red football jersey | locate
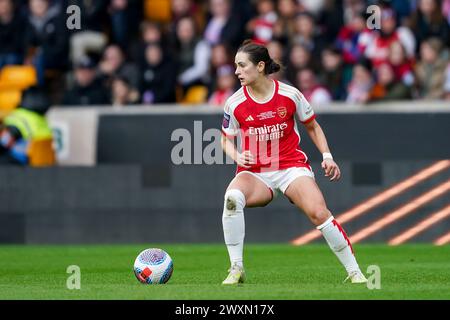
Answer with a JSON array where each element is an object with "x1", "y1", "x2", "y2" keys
[{"x1": 222, "y1": 80, "x2": 316, "y2": 173}]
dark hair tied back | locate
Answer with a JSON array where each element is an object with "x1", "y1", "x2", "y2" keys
[
  {"x1": 267, "y1": 59, "x2": 281, "y2": 74},
  {"x1": 238, "y1": 40, "x2": 282, "y2": 75}
]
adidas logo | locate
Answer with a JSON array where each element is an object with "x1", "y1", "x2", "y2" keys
[{"x1": 245, "y1": 115, "x2": 254, "y2": 122}]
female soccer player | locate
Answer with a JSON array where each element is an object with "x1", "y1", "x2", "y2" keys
[{"x1": 220, "y1": 40, "x2": 367, "y2": 285}]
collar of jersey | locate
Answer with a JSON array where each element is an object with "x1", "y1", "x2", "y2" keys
[{"x1": 244, "y1": 79, "x2": 278, "y2": 105}]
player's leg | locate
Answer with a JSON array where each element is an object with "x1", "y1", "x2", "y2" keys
[
  {"x1": 284, "y1": 176, "x2": 367, "y2": 283},
  {"x1": 222, "y1": 172, "x2": 273, "y2": 284}
]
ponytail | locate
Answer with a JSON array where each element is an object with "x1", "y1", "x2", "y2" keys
[
  {"x1": 266, "y1": 59, "x2": 281, "y2": 75},
  {"x1": 238, "y1": 40, "x2": 282, "y2": 75}
]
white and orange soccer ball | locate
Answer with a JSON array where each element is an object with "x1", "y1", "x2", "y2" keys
[{"x1": 133, "y1": 248, "x2": 173, "y2": 284}]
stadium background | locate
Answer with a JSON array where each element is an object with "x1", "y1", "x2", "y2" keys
[{"x1": 0, "y1": 1, "x2": 449, "y2": 248}]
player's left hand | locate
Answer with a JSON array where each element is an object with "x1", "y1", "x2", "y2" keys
[{"x1": 321, "y1": 159, "x2": 341, "y2": 182}]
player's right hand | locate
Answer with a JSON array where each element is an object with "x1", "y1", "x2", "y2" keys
[{"x1": 236, "y1": 151, "x2": 256, "y2": 168}]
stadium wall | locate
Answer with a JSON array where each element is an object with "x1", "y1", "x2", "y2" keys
[{"x1": 0, "y1": 103, "x2": 449, "y2": 244}]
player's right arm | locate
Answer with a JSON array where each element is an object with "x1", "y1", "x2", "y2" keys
[
  {"x1": 221, "y1": 101, "x2": 255, "y2": 169},
  {"x1": 221, "y1": 135, "x2": 255, "y2": 169}
]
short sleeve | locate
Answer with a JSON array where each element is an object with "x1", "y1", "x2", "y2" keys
[
  {"x1": 295, "y1": 90, "x2": 315, "y2": 124},
  {"x1": 221, "y1": 101, "x2": 240, "y2": 137}
]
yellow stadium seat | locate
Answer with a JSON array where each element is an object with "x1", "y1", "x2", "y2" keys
[
  {"x1": 0, "y1": 65, "x2": 38, "y2": 90},
  {"x1": 28, "y1": 138, "x2": 56, "y2": 167},
  {"x1": 182, "y1": 85, "x2": 208, "y2": 105},
  {"x1": 0, "y1": 89, "x2": 22, "y2": 111},
  {"x1": 144, "y1": 0, "x2": 171, "y2": 23}
]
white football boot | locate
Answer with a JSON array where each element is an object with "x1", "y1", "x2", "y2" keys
[
  {"x1": 344, "y1": 270, "x2": 368, "y2": 284},
  {"x1": 222, "y1": 263, "x2": 246, "y2": 285}
]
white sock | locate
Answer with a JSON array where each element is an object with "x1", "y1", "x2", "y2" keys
[
  {"x1": 222, "y1": 189, "x2": 246, "y2": 269},
  {"x1": 317, "y1": 216, "x2": 360, "y2": 274}
]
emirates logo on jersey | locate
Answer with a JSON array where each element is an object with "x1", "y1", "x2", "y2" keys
[
  {"x1": 277, "y1": 107, "x2": 287, "y2": 118},
  {"x1": 248, "y1": 122, "x2": 288, "y2": 142}
]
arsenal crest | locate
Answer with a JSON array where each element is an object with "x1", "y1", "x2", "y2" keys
[{"x1": 277, "y1": 107, "x2": 287, "y2": 118}]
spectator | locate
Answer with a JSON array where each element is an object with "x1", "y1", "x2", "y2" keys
[
  {"x1": 171, "y1": 0, "x2": 193, "y2": 22},
  {"x1": 140, "y1": 43, "x2": 177, "y2": 104},
  {"x1": 208, "y1": 64, "x2": 236, "y2": 106},
  {"x1": 24, "y1": 0, "x2": 68, "y2": 84},
  {"x1": 203, "y1": 0, "x2": 243, "y2": 49},
  {"x1": 296, "y1": 68, "x2": 332, "y2": 105},
  {"x1": 370, "y1": 62, "x2": 412, "y2": 101},
  {"x1": 3, "y1": 0, "x2": 449, "y2": 105},
  {"x1": 285, "y1": 43, "x2": 313, "y2": 84},
  {"x1": 266, "y1": 39, "x2": 285, "y2": 64},
  {"x1": 346, "y1": 58, "x2": 374, "y2": 104},
  {"x1": 315, "y1": 0, "x2": 344, "y2": 44},
  {"x1": 98, "y1": 44, "x2": 140, "y2": 89},
  {"x1": 273, "y1": 0, "x2": 298, "y2": 44},
  {"x1": 0, "y1": 0, "x2": 25, "y2": 67},
  {"x1": 170, "y1": 0, "x2": 205, "y2": 35},
  {"x1": 409, "y1": 0, "x2": 450, "y2": 50},
  {"x1": 415, "y1": 37, "x2": 448, "y2": 99},
  {"x1": 111, "y1": 74, "x2": 139, "y2": 107},
  {"x1": 108, "y1": 0, "x2": 142, "y2": 51},
  {"x1": 207, "y1": 42, "x2": 233, "y2": 93},
  {"x1": 335, "y1": 10, "x2": 367, "y2": 65},
  {"x1": 246, "y1": 0, "x2": 278, "y2": 45},
  {"x1": 360, "y1": 6, "x2": 416, "y2": 68},
  {"x1": 290, "y1": 12, "x2": 325, "y2": 63},
  {"x1": 0, "y1": 86, "x2": 54, "y2": 165},
  {"x1": 141, "y1": 21, "x2": 163, "y2": 44},
  {"x1": 273, "y1": 0, "x2": 298, "y2": 45},
  {"x1": 386, "y1": 0, "x2": 415, "y2": 25},
  {"x1": 320, "y1": 46, "x2": 348, "y2": 101},
  {"x1": 68, "y1": 0, "x2": 109, "y2": 64},
  {"x1": 130, "y1": 21, "x2": 165, "y2": 64},
  {"x1": 62, "y1": 56, "x2": 110, "y2": 106},
  {"x1": 388, "y1": 41, "x2": 415, "y2": 87},
  {"x1": 342, "y1": 0, "x2": 366, "y2": 25},
  {"x1": 174, "y1": 16, "x2": 211, "y2": 91}
]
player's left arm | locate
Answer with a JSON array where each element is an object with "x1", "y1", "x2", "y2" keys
[{"x1": 303, "y1": 119, "x2": 341, "y2": 182}]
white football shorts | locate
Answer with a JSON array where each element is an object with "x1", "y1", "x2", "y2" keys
[{"x1": 236, "y1": 166, "x2": 315, "y2": 197}]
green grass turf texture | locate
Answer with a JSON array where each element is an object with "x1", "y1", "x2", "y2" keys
[{"x1": 0, "y1": 244, "x2": 449, "y2": 300}]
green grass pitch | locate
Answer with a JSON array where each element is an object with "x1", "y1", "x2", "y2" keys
[{"x1": 0, "y1": 244, "x2": 449, "y2": 300}]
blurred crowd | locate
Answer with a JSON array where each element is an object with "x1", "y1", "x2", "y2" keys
[{"x1": 1, "y1": 0, "x2": 450, "y2": 108}]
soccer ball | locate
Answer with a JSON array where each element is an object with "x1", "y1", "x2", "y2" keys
[{"x1": 133, "y1": 248, "x2": 173, "y2": 284}]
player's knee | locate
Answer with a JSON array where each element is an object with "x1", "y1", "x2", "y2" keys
[
  {"x1": 310, "y1": 207, "x2": 332, "y2": 226},
  {"x1": 223, "y1": 189, "x2": 246, "y2": 216}
]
